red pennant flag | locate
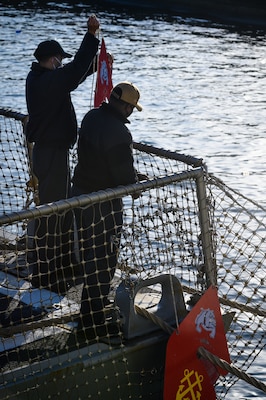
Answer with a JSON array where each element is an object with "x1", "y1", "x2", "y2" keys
[
  {"x1": 164, "y1": 286, "x2": 230, "y2": 400},
  {"x1": 94, "y1": 38, "x2": 113, "y2": 108}
]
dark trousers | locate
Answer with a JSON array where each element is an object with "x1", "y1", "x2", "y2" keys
[
  {"x1": 29, "y1": 145, "x2": 75, "y2": 289},
  {"x1": 72, "y1": 186, "x2": 123, "y2": 326},
  {"x1": 32, "y1": 145, "x2": 71, "y2": 203}
]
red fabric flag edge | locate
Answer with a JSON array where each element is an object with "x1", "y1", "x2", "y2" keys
[{"x1": 94, "y1": 38, "x2": 113, "y2": 108}]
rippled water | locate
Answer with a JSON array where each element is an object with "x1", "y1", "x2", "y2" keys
[
  {"x1": 1, "y1": 2, "x2": 265, "y2": 398},
  {"x1": 2, "y1": 3, "x2": 266, "y2": 205}
]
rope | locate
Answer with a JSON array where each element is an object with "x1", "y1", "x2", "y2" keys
[
  {"x1": 198, "y1": 347, "x2": 266, "y2": 394},
  {"x1": 135, "y1": 304, "x2": 266, "y2": 395},
  {"x1": 208, "y1": 173, "x2": 266, "y2": 214},
  {"x1": 182, "y1": 285, "x2": 266, "y2": 318},
  {"x1": 135, "y1": 305, "x2": 175, "y2": 336}
]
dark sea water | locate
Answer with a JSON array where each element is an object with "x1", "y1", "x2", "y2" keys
[{"x1": 0, "y1": 2, "x2": 265, "y2": 398}]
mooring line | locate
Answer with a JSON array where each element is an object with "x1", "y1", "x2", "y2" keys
[
  {"x1": 198, "y1": 346, "x2": 266, "y2": 394},
  {"x1": 135, "y1": 304, "x2": 266, "y2": 394}
]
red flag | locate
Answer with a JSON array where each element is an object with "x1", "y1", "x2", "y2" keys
[
  {"x1": 164, "y1": 286, "x2": 230, "y2": 400},
  {"x1": 94, "y1": 38, "x2": 113, "y2": 108}
]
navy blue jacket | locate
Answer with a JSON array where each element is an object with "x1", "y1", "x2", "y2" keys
[
  {"x1": 26, "y1": 32, "x2": 99, "y2": 149},
  {"x1": 72, "y1": 102, "x2": 137, "y2": 193}
]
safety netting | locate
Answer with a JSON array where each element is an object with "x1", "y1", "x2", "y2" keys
[{"x1": 0, "y1": 109, "x2": 265, "y2": 399}]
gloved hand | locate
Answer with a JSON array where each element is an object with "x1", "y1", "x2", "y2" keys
[{"x1": 87, "y1": 14, "x2": 100, "y2": 35}]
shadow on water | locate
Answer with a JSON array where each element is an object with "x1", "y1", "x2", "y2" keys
[
  {"x1": 4, "y1": 0, "x2": 266, "y2": 32},
  {"x1": 3, "y1": 0, "x2": 266, "y2": 34}
]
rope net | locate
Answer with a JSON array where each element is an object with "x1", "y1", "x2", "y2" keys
[
  {"x1": 0, "y1": 109, "x2": 265, "y2": 399},
  {"x1": 207, "y1": 174, "x2": 266, "y2": 397}
]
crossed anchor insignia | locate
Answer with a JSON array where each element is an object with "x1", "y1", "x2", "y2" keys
[{"x1": 176, "y1": 368, "x2": 203, "y2": 400}]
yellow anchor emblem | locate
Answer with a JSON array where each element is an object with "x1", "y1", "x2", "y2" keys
[{"x1": 176, "y1": 368, "x2": 203, "y2": 400}]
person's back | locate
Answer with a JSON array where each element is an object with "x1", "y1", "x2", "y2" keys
[{"x1": 72, "y1": 101, "x2": 136, "y2": 194}]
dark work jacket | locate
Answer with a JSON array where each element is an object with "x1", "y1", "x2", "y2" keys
[
  {"x1": 72, "y1": 102, "x2": 137, "y2": 193},
  {"x1": 26, "y1": 32, "x2": 99, "y2": 149}
]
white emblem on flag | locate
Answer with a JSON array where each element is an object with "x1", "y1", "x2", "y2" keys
[
  {"x1": 195, "y1": 308, "x2": 216, "y2": 338},
  {"x1": 100, "y1": 60, "x2": 109, "y2": 85}
]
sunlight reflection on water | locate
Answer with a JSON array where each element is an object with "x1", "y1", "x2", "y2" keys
[{"x1": 2, "y1": 7, "x2": 266, "y2": 208}]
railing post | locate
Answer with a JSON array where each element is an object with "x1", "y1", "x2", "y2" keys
[{"x1": 196, "y1": 170, "x2": 217, "y2": 286}]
